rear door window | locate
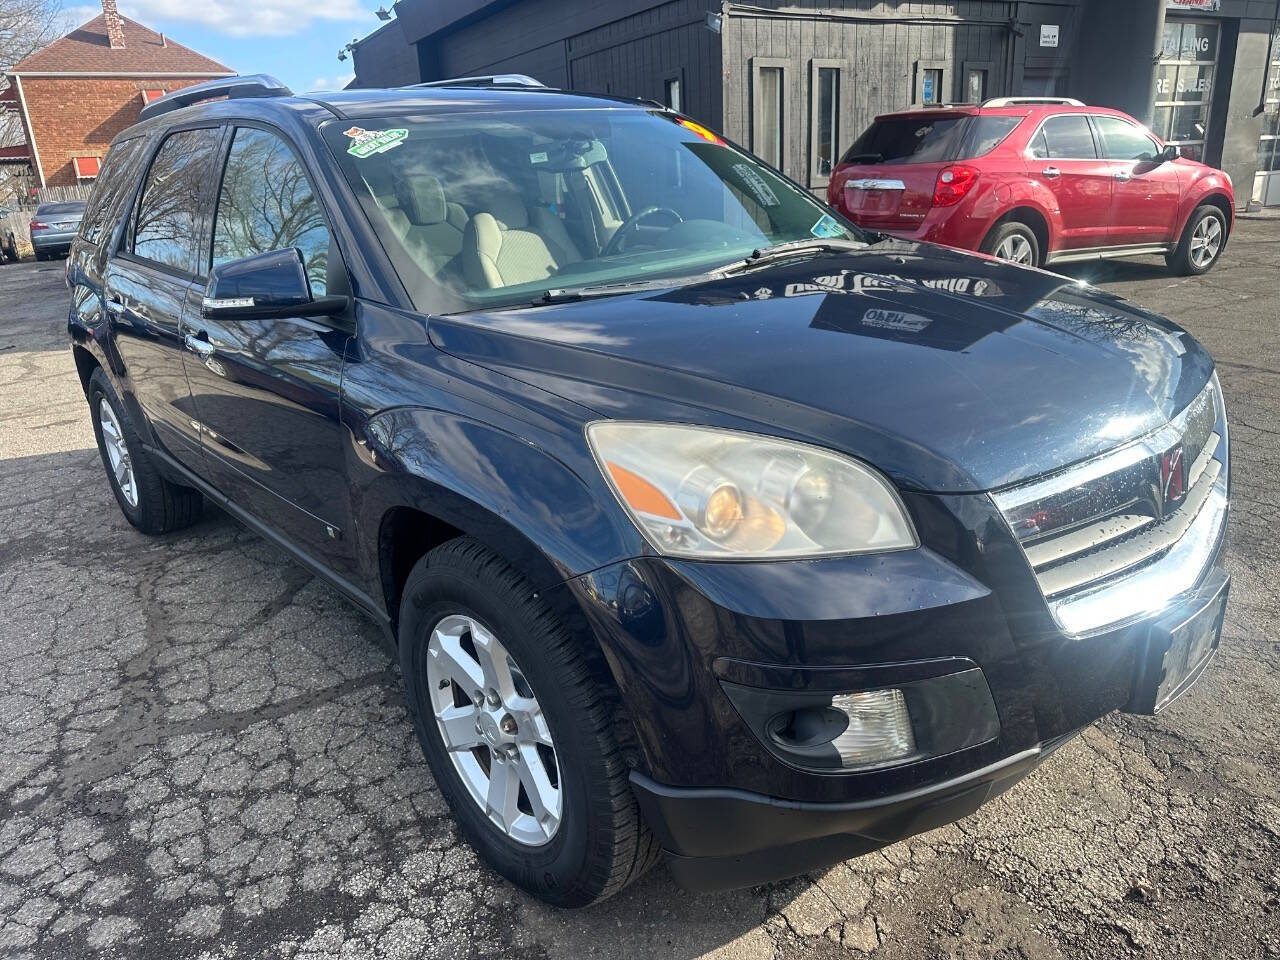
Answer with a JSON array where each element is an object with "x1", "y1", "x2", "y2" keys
[
  {"x1": 132, "y1": 127, "x2": 223, "y2": 274},
  {"x1": 1032, "y1": 115, "x2": 1098, "y2": 159},
  {"x1": 79, "y1": 137, "x2": 146, "y2": 245},
  {"x1": 961, "y1": 116, "x2": 1022, "y2": 158},
  {"x1": 842, "y1": 116, "x2": 967, "y2": 165}
]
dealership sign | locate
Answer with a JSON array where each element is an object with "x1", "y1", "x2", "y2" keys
[{"x1": 1167, "y1": 0, "x2": 1221, "y2": 11}]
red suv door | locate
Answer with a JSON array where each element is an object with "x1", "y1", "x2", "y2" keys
[
  {"x1": 1090, "y1": 114, "x2": 1182, "y2": 247},
  {"x1": 1027, "y1": 114, "x2": 1113, "y2": 251}
]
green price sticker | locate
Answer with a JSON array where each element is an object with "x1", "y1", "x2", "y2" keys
[{"x1": 344, "y1": 126, "x2": 409, "y2": 159}]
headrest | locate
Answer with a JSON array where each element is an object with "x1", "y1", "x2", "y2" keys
[
  {"x1": 483, "y1": 186, "x2": 529, "y2": 229},
  {"x1": 397, "y1": 175, "x2": 447, "y2": 225}
]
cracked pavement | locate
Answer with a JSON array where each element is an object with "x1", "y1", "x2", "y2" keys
[{"x1": 1, "y1": 221, "x2": 1278, "y2": 959}]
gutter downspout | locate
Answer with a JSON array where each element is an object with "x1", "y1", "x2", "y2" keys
[
  {"x1": 11, "y1": 75, "x2": 46, "y2": 189},
  {"x1": 1255, "y1": 0, "x2": 1280, "y2": 117}
]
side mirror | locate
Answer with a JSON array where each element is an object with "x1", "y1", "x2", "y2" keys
[
  {"x1": 1157, "y1": 145, "x2": 1180, "y2": 163},
  {"x1": 201, "y1": 248, "x2": 348, "y2": 321}
]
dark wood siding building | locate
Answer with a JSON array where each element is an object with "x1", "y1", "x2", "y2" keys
[{"x1": 353, "y1": 0, "x2": 1279, "y2": 208}]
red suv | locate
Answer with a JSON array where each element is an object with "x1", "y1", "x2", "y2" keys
[{"x1": 827, "y1": 98, "x2": 1235, "y2": 276}]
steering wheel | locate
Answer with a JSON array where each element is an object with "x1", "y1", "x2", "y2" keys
[{"x1": 601, "y1": 206, "x2": 684, "y2": 257}]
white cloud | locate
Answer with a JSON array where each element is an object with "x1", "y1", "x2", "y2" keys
[
  {"x1": 308, "y1": 73, "x2": 355, "y2": 91},
  {"x1": 90, "y1": 0, "x2": 369, "y2": 37}
]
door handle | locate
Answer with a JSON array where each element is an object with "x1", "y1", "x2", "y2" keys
[
  {"x1": 184, "y1": 332, "x2": 215, "y2": 358},
  {"x1": 1114, "y1": 170, "x2": 1133, "y2": 181},
  {"x1": 1041, "y1": 166, "x2": 1061, "y2": 179}
]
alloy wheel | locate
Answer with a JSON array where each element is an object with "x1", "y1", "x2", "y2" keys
[
  {"x1": 994, "y1": 233, "x2": 1035, "y2": 265},
  {"x1": 426, "y1": 613, "x2": 562, "y2": 846},
  {"x1": 1189, "y1": 215, "x2": 1223, "y2": 269},
  {"x1": 98, "y1": 398, "x2": 138, "y2": 508}
]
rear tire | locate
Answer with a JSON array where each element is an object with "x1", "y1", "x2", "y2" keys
[
  {"x1": 87, "y1": 368, "x2": 203, "y2": 535},
  {"x1": 398, "y1": 537, "x2": 660, "y2": 907},
  {"x1": 981, "y1": 221, "x2": 1041, "y2": 267},
  {"x1": 1167, "y1": 204, "x2": 1227, "y2": 276}
]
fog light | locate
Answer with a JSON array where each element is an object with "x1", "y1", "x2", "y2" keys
[{"x1": 829, "y1": 689, "x2": 916, "y2": 768}]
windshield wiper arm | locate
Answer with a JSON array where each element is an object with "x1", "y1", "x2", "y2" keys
[
  {"x1": 718, "y1": 238, "x2": 872, "y2": 274},
  {"x1": 538, "y1": 273, "x2": 712, "y2": 304}
]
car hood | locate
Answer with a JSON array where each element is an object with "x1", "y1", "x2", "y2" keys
[{"x1": 428, "y1": 243, "x2": 1215, "y2": 492}]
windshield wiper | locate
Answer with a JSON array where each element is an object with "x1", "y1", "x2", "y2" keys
[
  {"x1": 719, "y1": 238, "x2": 874, "y2": 274},
  {"x1": 538, "y1": 273, "x2": 714, "y2": 304}
]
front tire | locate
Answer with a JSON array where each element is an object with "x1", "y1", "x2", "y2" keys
[
  {"x1": 981, "y1": 220, "x2": 1041, "y2": 267},
  {"x1": 87, "y1": 368, "x2": 203, "y2": 534},
  {"x1": 399, "y1": 537, "x2": 659, "y2": 907},
  {"x1": 1168, "y1": 204, "x2": 1227, "y2": 276}
]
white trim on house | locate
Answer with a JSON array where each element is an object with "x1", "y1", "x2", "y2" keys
[
  {"x1": 10, "y1": 71, "x2": 236, "y2": 77},
  {"x1": 12, "y1": 75, "x2": 45, "y2": 188}
]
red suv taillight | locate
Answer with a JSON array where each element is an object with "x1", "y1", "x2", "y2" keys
[
  {"x1": 933, "y1": 165, "x2": 979, "y2": 207},
  {"x1": 29, "y1": 220, "x2": 48, "y2": 231}
]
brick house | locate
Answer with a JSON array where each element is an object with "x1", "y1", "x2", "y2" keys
[{"x1": 3, "y1": 0, "x2": 233, "y2": 188}]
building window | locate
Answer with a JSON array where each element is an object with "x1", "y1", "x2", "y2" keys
[
  {"x1": 664, "y1": 77, "x2": 681, "y2": 113},
  {"x1": 141, "y1": 89, "x2": 165, "y2": 105},
  {"x1": 809, "y1": 60, "x2": 841, "y2": 183},
  {"x1": 915, "y1": 61, "x2": 946, "y2": 106},
  {"x1": 1153, "y1": 18, "x2": 1220, "y2": 162},
  {"x1": 73, "y1": 156, "x2": 101, "y2": 180},
  {"x1": 965, "y1": 69, "x2": 987, "y2": 104},
  {"x1": 1254, "y1": 31, "x2": 1280, "y2": 206},
  {"x1": 752, "y1": 59, "x2": 786, "y2": 170}
]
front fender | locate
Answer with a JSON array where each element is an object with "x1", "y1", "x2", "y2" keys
[
  {"x1": 1176, "y1": 168, "x2": 1235, "y2": 236},
  {"x1": 356, "y1": 407, "x2": 646, "y2": 594}
]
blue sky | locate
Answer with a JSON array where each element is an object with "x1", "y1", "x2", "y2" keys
[{"x1": 65, "y1": 0, "x2": 380, "y2": 93}]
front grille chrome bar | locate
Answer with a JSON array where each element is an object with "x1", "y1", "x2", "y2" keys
[
  {"x1": 1050, "y1": 474, "x2": 1227, "y2": 635},
  {"x1": 993, "y1": 375, "x2": 1228, "y2": 636}
]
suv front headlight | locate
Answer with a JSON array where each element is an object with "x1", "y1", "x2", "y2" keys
[{"x1": 587, "y1": 422, "x2": 917, "y2": 560}]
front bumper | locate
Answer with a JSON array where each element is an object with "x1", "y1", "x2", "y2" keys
[
  {"x1": 632, "y1": 741, "x2": 1054, "y2": 891},
  {"x1": 566, "y1": 483, "x2": 1229, "y2": 888}
]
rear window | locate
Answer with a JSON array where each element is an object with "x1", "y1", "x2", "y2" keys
[
  {"x1": 79, "y1": 137, "x2": 146, "y2": 245},
  {"x1": 841, "y1": 115, "x2": 967, "y2": 165},
  {"x1": 36, "y1": 202, "x2": 85, "y2": 216}
]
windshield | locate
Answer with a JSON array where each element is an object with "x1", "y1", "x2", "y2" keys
[{"x1": 322, "y1": 108, "x2": 866, "y2": 313}]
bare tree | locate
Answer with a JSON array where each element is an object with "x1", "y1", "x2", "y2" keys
[
  {"x1": 1, "y1": 0, "x2": 65, "y2": 76},
  {"x1": 1, "y1": 0, "x2": 65, "y2": 199}
]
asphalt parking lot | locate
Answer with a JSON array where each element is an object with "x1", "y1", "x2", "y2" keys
[{"x1": 1, "y1": 221, "x2": 1278, "y2": 960}]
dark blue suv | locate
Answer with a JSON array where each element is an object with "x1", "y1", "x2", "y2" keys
[{"x1": 67, "y1": 75, "x2": 1230, "y2": 906}]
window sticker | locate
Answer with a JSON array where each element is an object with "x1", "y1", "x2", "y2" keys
[
  {"x1": 730, "y1": 163, "x2": 779, "y2": 206},
  {"x1": 344, "y1": 126, "x2": 409, "y2": 158},
  {"x1": 529, "y1": 151, "x2": 549, "y2": 164},
  {"x1": 810, "y1": 213, "x2": 845, "y2": 239}
]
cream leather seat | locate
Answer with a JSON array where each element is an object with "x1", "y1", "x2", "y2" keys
[
  {"x1": 460, "y1": 186, "x2": 581, "y2": 289},
  {"x1": 395, "y1": 175, "x2": 468, "y2": 277}
]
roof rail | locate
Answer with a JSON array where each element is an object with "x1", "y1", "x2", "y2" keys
[
  {"x1": 138, "y1": 74, "x2": 292, "y2": 122},
  {"x1": 982, "y1": 96, "x2": 1085, "y2": 108},
  {"x1": 409, "y1": 74, "x2": 546, "y2": 89}
]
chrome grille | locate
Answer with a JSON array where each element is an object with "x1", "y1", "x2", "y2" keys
[{"x1": 993, "y1": 375, "x2": 1229, "y2": 635}]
